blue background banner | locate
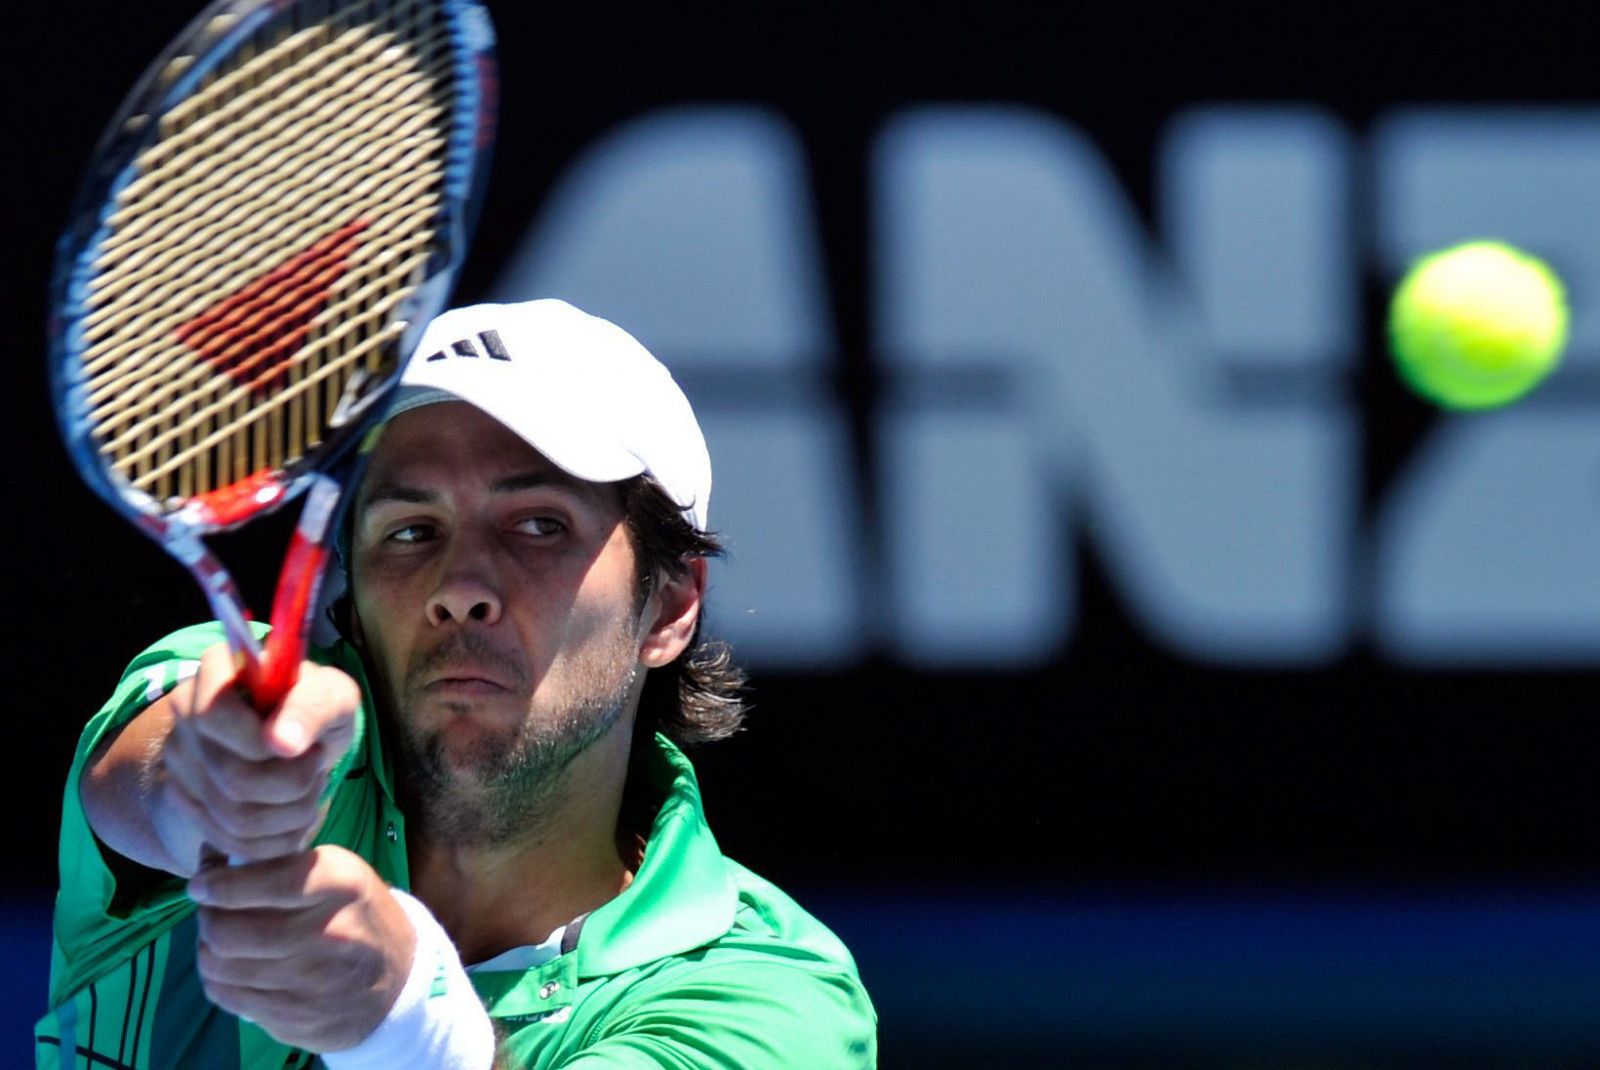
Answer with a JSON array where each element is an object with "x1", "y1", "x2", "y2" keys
[{"x1": 9, "y1": 1, "x2": 1600, "y2": 1064}]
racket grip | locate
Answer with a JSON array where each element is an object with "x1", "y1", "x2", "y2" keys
[{"x1": 239, "y1": 475, "x2": 341, "y2": 712}]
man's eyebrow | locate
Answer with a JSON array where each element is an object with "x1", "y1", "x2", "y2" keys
[
  {"x1": 360, "y1": 471, "x2": 593, "y2": 509},
  {"x1": 359, "y1": 482, "x2": 437, "y2": 509},
  {"x1": 490, "y1": 470, "x2": 592, "y2": 496}
]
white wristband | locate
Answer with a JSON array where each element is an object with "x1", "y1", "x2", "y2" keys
[{"x1": 323, "y1": 889, "x2": 497, "y2": 1070}]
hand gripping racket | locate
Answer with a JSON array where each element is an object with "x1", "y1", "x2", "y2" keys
[{"x1": 50, "y1": 0, "x2": 496, "y2": 711}]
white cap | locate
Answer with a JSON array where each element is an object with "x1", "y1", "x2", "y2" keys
[{"x1": 390, "y1": 299, "x2": 711, "y2": 530}]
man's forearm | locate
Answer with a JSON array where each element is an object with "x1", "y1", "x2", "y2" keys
[
  {"x1": 81, "y1": 646, "x2": 359, "y2": 877},
  {"x1": 81, "y1": 695, "x2": 200, "y2": 877}
]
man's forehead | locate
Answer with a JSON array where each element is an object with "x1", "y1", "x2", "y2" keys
[
  {"x1": 375, "y1": 397, "x2": 518, "y2": 448},
  {"x1": 357, "y1": 402, "x2": 600, "y2": 505}
]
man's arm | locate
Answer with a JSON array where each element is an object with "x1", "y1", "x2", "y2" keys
[
  {"x1": 189, "y1": 846, "x2": 497, "y2": 1068},
  {"x1": 77, "y1": 641, "x2": 499, "y2": 1066},
  {"x1": 80, "y1": 642, "x2": 360, "y2": 876}
]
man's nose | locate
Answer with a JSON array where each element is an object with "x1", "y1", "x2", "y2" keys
[
  {"x1": 428, "y1": 578, "x2": 501, "y2": 625},
  {"x1": 426, "y1": 543, "x2": 504, "y2": 626}
]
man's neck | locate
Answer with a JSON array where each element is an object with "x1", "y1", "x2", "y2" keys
[{"x1": 405, "y1": 726, "x2": 639, "y2": 965}]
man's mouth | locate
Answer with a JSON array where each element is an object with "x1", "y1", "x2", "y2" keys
[
  {"x1": 423, "y1": 669, "x2": 514, "y2": 694},
  {"x1": 407, "y1": 635, "x2": 530, "y2": 697}
]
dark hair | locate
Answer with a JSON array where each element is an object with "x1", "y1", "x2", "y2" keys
[
  {"x1": 621, "y1": 476, "x2": 748, "y2": 746},
  {"x1": 327, "y1": 475, "x2": 749, "y2": 747}
]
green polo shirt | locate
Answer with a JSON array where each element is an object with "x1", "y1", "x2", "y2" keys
[{"x1": 37, "y1": 624, "x2": 876, "y2": 1069}]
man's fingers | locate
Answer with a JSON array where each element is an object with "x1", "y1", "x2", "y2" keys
[
  {"x1": 197, "y1": 976, "x2": 298, "y2": 1021},
  {"x1": 177, "y1": 646, "x2": 274, "y2": 759},
  {"x1": 262, "y1": 664, "x2": 360, "y2": 761},
  {"x1": 188, "y1": 851, "x2": 333, "y2": 910},
  {"x1": 197, "y1": 910, "x2": 300, "y2": 960},
  {"x1": 167, "y1": 731, "x2": 327, "y2": 807},
  {"x1": 194, "y1": 900, "x2": 336, "y2": 959},
  {"x1": 181, "y1": 648, "x2": 359, "y2": 767},
  {"x1": 164, "y1": 777, "x2": 238, "y2": 859},
  {"x1": 166, "y1": 780, "x2": 320, "y2": 861},
  {"x1": 162, "y1": 650, "x2": 357, "y2": 868},
  {"x1": 196, "y1": 975, "x2": 340, "y2": 1052},
  {"x1": 180, "y1": 689, "x2": 277, "y2": 763},
  {"x1": 188, "y1": 847, "x2": 409, "y2": 1053},
  {"x1": 206, "y1": 783, "x2": 325, "y2": 842},
  {"x1": 196, "y1": 976, "x2": 261, "y2": 1020},
  {"x1": 197, "y1": 946, "x2": 335, "y2": 1021}
]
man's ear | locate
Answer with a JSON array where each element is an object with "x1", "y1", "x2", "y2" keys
[
  {"x1": 345, "y1": 594, "x2": 368, "y2": 653},
  {"x1": 638, "y1": 558, "x2": 706, "y2": 669}
]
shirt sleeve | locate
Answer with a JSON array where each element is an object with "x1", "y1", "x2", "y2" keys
[
  {"x1": 50, "y1": 624, "x2": 237, "y2": 1006},
  {"x1": 48, "y1": 622, "x2": 370, "y2": 1008},
  {"x1": 549, "y1": 959, "x2": 877, "y2": 1070}
]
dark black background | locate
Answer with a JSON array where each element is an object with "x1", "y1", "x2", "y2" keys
[{"x1": 8, "y1": 0, "x2": 1600, "y2": 907}]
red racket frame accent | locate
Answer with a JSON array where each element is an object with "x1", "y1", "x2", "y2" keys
[
  {"x1": 245, "y1": 473, "x2": 340, "y2": 709},
  {"x1": 176, "y1": 472, "x2": 342, "y2": 711}
]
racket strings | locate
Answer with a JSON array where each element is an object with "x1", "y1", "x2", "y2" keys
[
  {"x1": 91, "y1": 22, "x2": 446, "y2": 286},
  {"x1": 78, "y1": 0, "x2": 457, "y2": 506},
  {"x1": 83, "y1": 27, "x2": 444, "y2": 394},
  {"x1": 85, "y1": 122, "x2": 443, "y2": 428},
  {"x1": 122, "y1": 234, "x2": 433, "y2": 489}
]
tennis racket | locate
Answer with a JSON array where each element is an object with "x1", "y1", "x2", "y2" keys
[{"x1": 50, "y1": 0, "x2": 496, "y2": 711}]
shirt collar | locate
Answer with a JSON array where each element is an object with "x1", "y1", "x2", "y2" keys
[{"x1": 573, "y1": 734, "x2": 739, "y2": 977}]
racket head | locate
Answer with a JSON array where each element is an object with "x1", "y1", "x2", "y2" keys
[{"x1": 50, "y1": 0, "x2": 496, "y2": 543}]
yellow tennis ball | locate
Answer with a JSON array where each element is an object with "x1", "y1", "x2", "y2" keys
[{"x1": 1388, "y1": 240, "x2": 1569, "y2": 410}]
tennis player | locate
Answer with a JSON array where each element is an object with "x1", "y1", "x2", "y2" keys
[{"x1": 38, "y1": 300, "x2": 877, "y2": 1068}]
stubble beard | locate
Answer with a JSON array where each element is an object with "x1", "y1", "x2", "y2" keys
[{"x1": 392, "y1": 624, "x2": 640, "y2": 848}]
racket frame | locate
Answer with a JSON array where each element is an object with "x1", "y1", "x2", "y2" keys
[{"x1": 49, "y1": 0, "x2": 496, "y2": 708}]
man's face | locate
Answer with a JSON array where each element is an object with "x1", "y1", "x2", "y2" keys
[{"x1": 348, "y1": 401, "x2": 647, "y2": 842}]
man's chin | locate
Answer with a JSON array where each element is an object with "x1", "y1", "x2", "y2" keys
[
  {"x1": 432, "y1": 718, "x2": 518, "y2": 764},
  {"x1": 409, "y1": 687, "x2": 528, "y2": 728}
]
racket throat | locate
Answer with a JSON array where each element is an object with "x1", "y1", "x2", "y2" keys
[
  {"x1": 173, "y1": 473, "x2": 341, "y2": 712},
  {"x1": 257, "y1": 474, "x2": 340, "y2": 702},
  {"x1": 172, "y1": 533, "x2": 262, "y2": 667},
  {"x1": 251, "y1": 473, "x2": 340, "y2": 709}
]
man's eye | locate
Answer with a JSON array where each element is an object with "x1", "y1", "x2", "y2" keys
[
  {"x1": 386, "y1": 523, "x2": 436, "y2": 545},
  {"x1": 515, "y1": 516, "x2": 566, "y2": 537}
]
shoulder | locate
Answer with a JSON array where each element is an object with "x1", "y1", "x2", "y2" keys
[
  {"x1": 516, "y1": 738, "x2": 876, "y2": 1067},
  {"x1": 555, "y1": 955, "x2": 876, "y2": 1070},
  {"x1": 565, "y1": 867, "x2": 875, "y2": 1069},
  {"x1": 724, "y1": 859, "x2": 857, "y2": 961}
]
